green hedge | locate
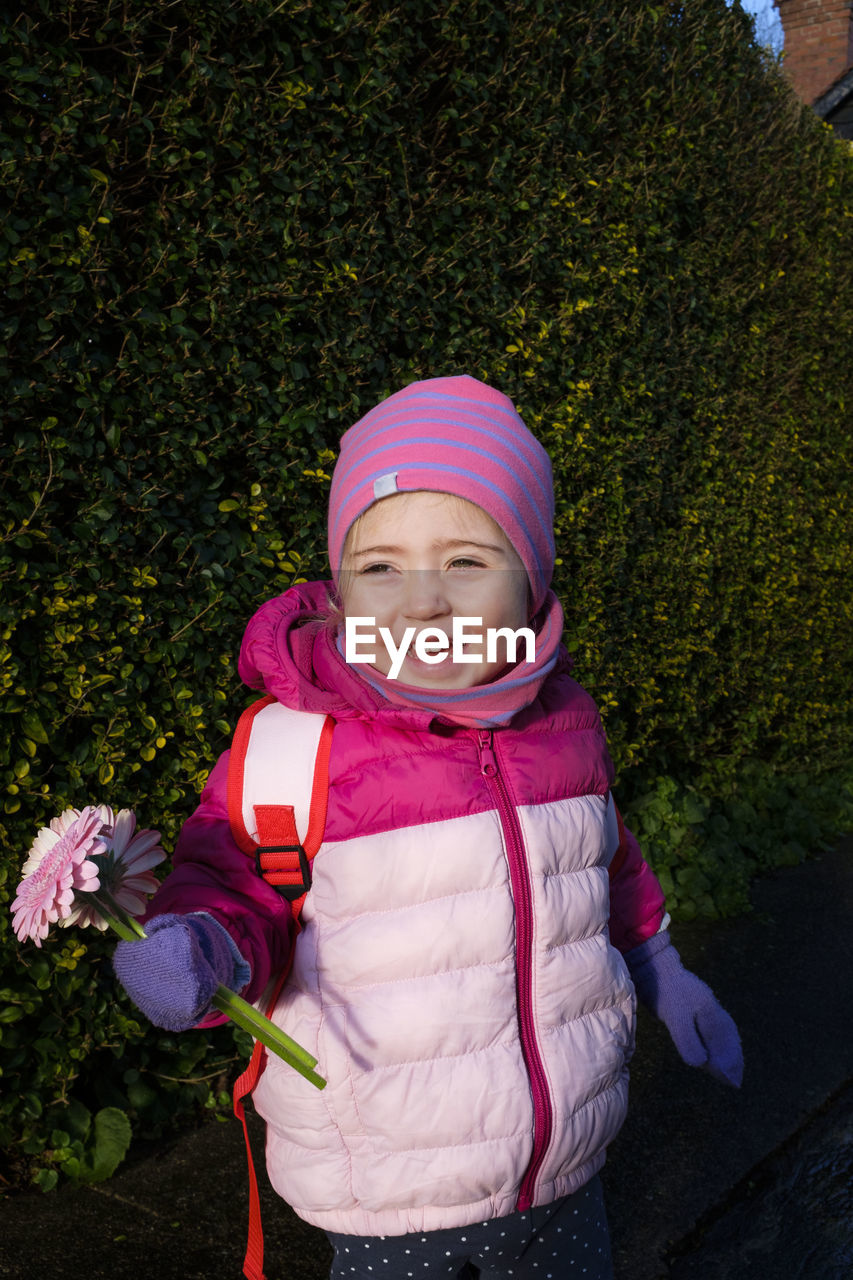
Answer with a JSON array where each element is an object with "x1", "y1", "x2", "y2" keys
[{"x1": 2, "y1": 0, "x2": 851, "y2": 1188}]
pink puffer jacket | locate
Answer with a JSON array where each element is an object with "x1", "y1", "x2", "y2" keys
[{"x1": 149, "y1": 584, "x2": 665, "y2": 1236}]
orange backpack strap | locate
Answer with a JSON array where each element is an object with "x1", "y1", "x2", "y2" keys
[{"x1": 227, "y1": 697, "x2": 335, "y2": 1280}]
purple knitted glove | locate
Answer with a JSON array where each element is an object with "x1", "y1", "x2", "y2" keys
[
  {"x1": 113, "y1": 913, "x2": 242, "y2": 1032},
  {"x1": 625, "y1": 930, "x2": 744, "y2": 1087}
]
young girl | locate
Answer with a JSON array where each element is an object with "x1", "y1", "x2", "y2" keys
[{"x1": 115, "y1": 375, "x2": 742, "y2": 1280}]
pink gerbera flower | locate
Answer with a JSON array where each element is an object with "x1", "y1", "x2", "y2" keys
[
  {"x1": 64, "y1": 807, "x2": 165, "y2": 930},
  {"x1": 11, "y1": 807, "x2": 105, "y2": 946},
  {"x1": 10, "y1": 803, "x2": 323, "y2": 1089}
]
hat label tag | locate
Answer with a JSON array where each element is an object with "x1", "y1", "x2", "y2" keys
[{"x1": 373, "y1": 472, "x2": 399, "y2": 499}]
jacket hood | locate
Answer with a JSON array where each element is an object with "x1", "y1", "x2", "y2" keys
[
  {"x1": 238, "y1": 580, "x2": 439, "y2": 728},
  {"x1": 238, "y1": 580, "x2": 574, "y2": 731}
]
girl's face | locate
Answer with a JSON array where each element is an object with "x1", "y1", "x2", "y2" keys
[{"x1": 339, "y1": 491, "x2": 530, "y2": 689}]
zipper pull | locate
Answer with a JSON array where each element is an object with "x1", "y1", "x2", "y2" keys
[{"x1": 477, "y1": 728, "x2": 497, "y2": 777}]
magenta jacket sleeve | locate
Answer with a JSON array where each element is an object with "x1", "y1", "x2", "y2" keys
[
  {"x1": 142, "y1": 750, "x2": 295, "y2": 1006},
  {"x1": 608, "y1": 813, "x2": 667, "y2": 954}
]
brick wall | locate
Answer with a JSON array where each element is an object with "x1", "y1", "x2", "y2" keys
[{"x1": 777, "y1": 0, "x2": 853, "y2": 103}]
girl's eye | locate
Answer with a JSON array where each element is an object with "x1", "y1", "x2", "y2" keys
[
  {"x1": 448, "y1": 557, "x2": 485, "y2": 570},
  {"x1": 360, "y1": 562, "x2": 394, "y2": 575}
]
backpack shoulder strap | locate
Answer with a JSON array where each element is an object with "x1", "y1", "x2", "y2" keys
[
  {"x1": 227, "y1": 695, "x2": 335, "y2": 1280},
  {"x1": 227, "y1": 694, "x2": 335, "y2": 912}
]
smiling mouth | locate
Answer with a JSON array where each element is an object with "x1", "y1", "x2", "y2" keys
[
  {"x1": 404, "y1": 637, "x2": 484, "y2": 665},
  {"x1": 406, "y1": 639, "x2": 450, "y2": 662}
]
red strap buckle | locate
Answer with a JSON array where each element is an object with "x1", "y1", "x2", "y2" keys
[{"x1": 254, "y1": 843, "x2": 312, "y2": 901}]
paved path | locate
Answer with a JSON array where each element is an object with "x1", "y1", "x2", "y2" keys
[
  {"x1": 2, "y1": 838, "x2": 851, "y2": 1280},
  {"x1": 667, "y1": 1079, "x2": 853, "y2": 1279}
]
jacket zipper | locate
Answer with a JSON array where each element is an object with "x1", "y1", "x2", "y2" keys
[{"x1": 476, "y1": 728, "x2": 552, "y2": 1212}]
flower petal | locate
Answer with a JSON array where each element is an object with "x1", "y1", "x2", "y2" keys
[
  {"x1": 113, "y1": 888, "x2": 148, "y2": 916},
  {"x1": 119, "y1": 872, "x2": 161, "y2": 894},
  {"x1": 19, "y1": 827, "x2": 61, "y2": 877},
  {"x1": 108, "y1": 809, "x2": 137, "y2": 859},
  {"x1": 96, "y1": 803, "x2": 115, "y2": 830},
  {"x1": 117, "y1": 841, "x2": 165, "y2": 874},
  {"x1": 50, "y1": 808, "x2": 82, "y2": 836}
]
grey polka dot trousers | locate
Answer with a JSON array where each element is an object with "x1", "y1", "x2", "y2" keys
[{"x1": 326, "y1": 1176, "x2": 613, "y2": 1279}]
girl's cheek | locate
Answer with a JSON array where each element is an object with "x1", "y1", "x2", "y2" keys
[{"x1": 349, "y1": 574, "x2": 400, "y2": 614}]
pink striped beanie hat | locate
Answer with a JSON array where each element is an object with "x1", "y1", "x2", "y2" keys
[{"x1": 327, "y1": 375, "x2": 556, "y2": 613}]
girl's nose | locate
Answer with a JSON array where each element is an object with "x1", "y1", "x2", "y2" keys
[{"x1": 401, "y1": 570, "x2": 451, "y2": 619}]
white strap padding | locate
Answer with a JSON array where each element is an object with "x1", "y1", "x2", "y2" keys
[
  {"x1": 240, "y1": 702, "x2": 329, "y2": 845},
  {"x1": 604, "y1": 792, "x2": 620, "y2": 864}
]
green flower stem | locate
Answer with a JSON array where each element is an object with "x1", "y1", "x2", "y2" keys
[
  {"x1": 210, "y1": 986, "x2": 326, "y2": 1090},
  {"x1": 91, "y1": 890, "x2": 148, "y2": 941},
  {"x1": 90, "y1": 892, "x2": 326, "y2": 1090}
]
